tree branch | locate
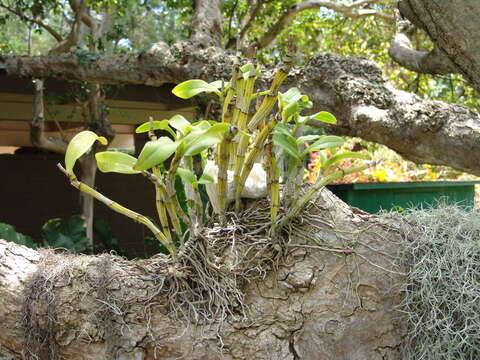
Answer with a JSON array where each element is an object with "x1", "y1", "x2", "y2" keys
[
  {"x1": 48, "y1": 0, "x2": 86, "y2": 55},
  {"x1": 246, "y1": 0, "x2": 394, "y2": 54},
  {"x1": 388, "y1": 10, "x2": 457, "y2": 75},
  {"x1": 0, "y1": 187, "x2": 404, "y2": 359},
  {"x1": 3, "y1": 47, "x2": 480, "y2": 175},
  {"x1": 190, "y1": 0, "x2": 224, "y2": 47},
  {"x1": 226, "y1": 0, "x2": 265, "y2": 49}
]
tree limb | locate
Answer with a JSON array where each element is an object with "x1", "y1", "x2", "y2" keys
[
  {"x1": 3, "y1": 47, "x2": 480, "y2": 175},
  {"x1": 0, "y1": 188, "x2": 405, "y2": 359},
  {"x1": 396, "y1": 0, "x2": 480, "y2": 92},
  {"x1": 388, "y1": 9, "x2": 457, "y2": 75},
  {"x1": 246, "y1": 0, "x2": 394, "y2": 54},
  {"x1": 48, "y1": 0, "x2": 86, "y2": 55},
  {"x1": 190, "y1": 0, "x2": 225, "y2": 47},
  {"x1": 226, "y1": 0, "x2": 265, "y2": 49}
]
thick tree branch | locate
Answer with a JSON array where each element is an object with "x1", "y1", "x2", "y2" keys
[
  {"x1": 397, "y1": 0, "x2": 480, "y2": 92},
  {"x1": 3, "y1": 48, "x2": 480, "y2": 175},
  {"x1": 0, "y1": 189, "x2": 404, "y2": 359},
  {"x1": 190, "y1": 0, "x2": 224, "y2": 47},
  {"x1": 246, "y1": 0, "x2": 394, "y2": 54},
  {"x1": 48, "y1": 0, "x2": 86, "y2": 55},
  {"x1": 388, "y1": 10, "x2": 457, "y2": 75}
]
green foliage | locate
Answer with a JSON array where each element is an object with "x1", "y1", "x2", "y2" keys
[
  {"x1": 41, "y1": 215, "x2": 128, "y2": 256},
  {"x1": 64, "y1": 131, "x2": 107, "y2": 176},
  {"x1": 0, "y1": 222, "x2": 37, "y2": 249},
  {"x1": 61, "y1": 59, "x2": 369, "y2": 257},
  {"x1": 42, "y1": 215, "x2": 90, "y2": 253},
  {"x1": 172, "y1": 80, "x2": 222, "y2": 99},
  {"x1": 134, "y1": 137, "x2": 179, "y2": 171},
  {"x1": 95, "y1": 151, "x2": 140, "y2": 174}
]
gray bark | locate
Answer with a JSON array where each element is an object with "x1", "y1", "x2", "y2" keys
[
  {"x1": 2, "y1": 47, "x2": 480, "y2": 175},
  {"x1": 396, "y1": 0, "x2": 480, "y2": 91},
  {"x1": 0, "y1": 191, "x2": 405, "y2": 359}
]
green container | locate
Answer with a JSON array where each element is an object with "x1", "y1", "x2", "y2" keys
[{"x1": 326, "y1": 181, "x2": 479, "y2": 214}]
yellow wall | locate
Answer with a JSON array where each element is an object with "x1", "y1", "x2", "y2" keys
[
  {"x1": 0, "y1": 92, "x2": 195, "y2": 124},
  {"x1": 0, "y1": 92, "x2": 196, "y2": 148}
]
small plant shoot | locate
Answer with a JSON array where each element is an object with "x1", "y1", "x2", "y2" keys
[{"x1": 58, "y1": 54, "x2": 370, "y2": 259}]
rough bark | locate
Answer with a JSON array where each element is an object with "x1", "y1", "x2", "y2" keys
[
  {"x1": 190, "y1": 0, "x2": 225, "y2": 47},
  {"x1": 397, "y1": 0, "x2": 480, "y2": 92},
  {"x1": 388, "y1": 10, "x2": 457, "y2": 75},
  {"x1": 0, "y1": 191, "x2": 405, "y2": 359},
  {"x1": 3, "y1": 45, "x2": 480, "y2": 175}
]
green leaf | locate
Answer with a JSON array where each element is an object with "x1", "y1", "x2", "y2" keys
[
  {"x1": 95, "y1": 151, "x2": 140, "y2": 174},
  {"x1": 134, "y1": 137, "x2": 180, "y2": 171},
  {"x1": 282, "y1": 102, "x2": 299, "y2": 121},
  {"x1": 273, "y1": 133, "x2": 300, "y2": 161},
  {"x1": 209, "y1": 80, "x2": 225, "y2": 89},
  {"x1": 169, "y1": 114, "x2": 191, "y2": 135},
  {"x1": 65, "y1": 131, "x2": 108, "y2": 175},
  {"x1": 274, "y1": 123, "x2": 292, "y2": 137},
  {"x1": 311, "y1": 111, "x2": 337, "y2": 124},
  {"x1": 135, "y1": 120, "x2": 176, "y2": 138},
  {"x1": 177, "y1": 167, "x2": 197, "y2": 185},
  {"x1": 172, "y1": 79, "x2": 221, "y2": 99},
  {"x1": 191, "y1": 120, "x2": 212, "y2": 131},
  {"x1": 198, "y1": 173, "x2": 214, "y2": 185},
  {"x1": 322, "y1": 152, "x2": 371, "y2": 169},
  {"x1": 278, "y1": 88, "x2": 312, "y2": 121},
  {"x1": 184, "y1": 123, "x2": 230, "y2": 156},
  {"x1": 296, "y1": 135, "x2": 322, "y2": 144},
  {"x1": 278, "y1": 88, "x2": 303, "y2": 107},
  {"x1": 303, "y1": 136, "x2": 345, "y2": 155}
]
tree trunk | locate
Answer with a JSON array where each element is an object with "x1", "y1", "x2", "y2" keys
[
  {"x1": 0, "y1": 191, "x2": 406, "y2": 360},
  {"x1": 398, "y1": 0, "x2": 480, "y2": 92}
]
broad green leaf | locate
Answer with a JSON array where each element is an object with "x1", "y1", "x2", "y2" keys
[
  {"x1": 135, "y1": 120, "x2": 176, "y2": 138},
  {"x1": 191, "y1": 120, "x2": 212, "y2": 131},
  {"x1": 210, "y1": 80, "x2": 225, "y2": 90},
  {"x1": 65, "y1": 131, "x2": 107, "y2": 175},
  {"x1": 311, "y1": 111, "x2": 337, "y2": 124},
  {"x1": 278, "y1": 88, "x2": 304, "y2": 107},
  {"x1": 282, "y1": 102, "x2": 299, "y2": 121},
  {"x1": 134, "y1": 137, "x2": 180, "y2": 171},
  {"x1": 95, "y1": 151, "x2": 140, "y2": 174},
  {"x1": 169, "y1": 115, "x2": 191, "y2": 135},
  {"x1": 274, "y1": 123, "x2": 292, "y2": 137},
  {"x1": 198, "y1": 173, "x2": 214, "y2": 185},
  {"x1": 279, "y1": 88, "x2": 312, "y2": 121},
  {"x1": 177, "y1": 167, "x2": 197, "y2": 185},
  {"x1": 322, "y1": 152, "x2": 371, "y2": 169},
  {"x1": 296, "y1": 135, "x2": 322, "y2": 144},
  {"x1": 172, "y1": 79, "x2": 221, "y2": 99},
  {"x1": 184, "y1": 123, "x2": 230, "y2": 156},
  {"x1": 272, "y1": 133, "x2": 300, "y2": 161},
  {"x1": 303, "y1": 136, "x2": 345, "y2": 155}
]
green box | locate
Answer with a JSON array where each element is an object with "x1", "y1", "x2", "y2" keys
[{"x1": 326, "y1": 181, "x2": 479, "y2": 214}]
